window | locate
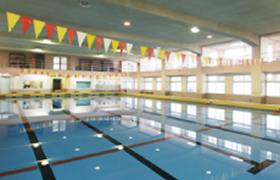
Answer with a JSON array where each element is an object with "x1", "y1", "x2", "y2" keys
[
  {"x1": 144, "y1": 99, "x2": 153, "y2": 111},
  {"x1": 156, "y1": 101, "x2": 161, "y2": 111},
  {"x1": 156, "y1": 77, "x2": 161, "y2": 90},
  {"x1": 170, "y1": 103, "x2": 182, "y2": 117},
  {"x1": 53, "y1": 56, "x2": 67, "y2": 70},
  {"x1": 207, "y1": 76, "x2": 225, "y2": 94},
  {"x1": 266, "y1": 115, "x2": 280, "y2": 130},
  {"x1": 233, "y1": 111, "x2": 251, "y2": 125},
  {"x1": 144, "y1": 78, "x2": 153, "y2": 90},
  {"x1": 266, "y1": 74, "x2": 280, "y2": 96},
  {"x1": 233, "y1": 75, "x2": 251, "y2": 95},
  {"x1": 187, "y1": 76, "x2": 196, "y2": 92},
  {"x1": 208, "y1": 108, "x2": 225, "y2": 120},
  {"x1": 124, "y1": 78, "x2": 133, "y2": 89},
  {"x1": 134, "y1": 78, "x2": 138, "y2": 89},
  {"x1": 170, "y1": 76, "x2": 182, "y2": 91},
  {"x1": 76, "y1": 81, "x2": 91, "y2": 88}
]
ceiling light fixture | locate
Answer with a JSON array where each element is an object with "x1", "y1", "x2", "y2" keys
[
  {"x1": 41, "y1": 160, "x2": 49, "y2": 166},
  {"x1": 117, "y1": 145, "x2": 124, "y2": 150},
  {"x1": 191, "y1": 27, "x2": 200, "y2": 33},
  {"x1": 155, "y1": 148, "x2": 160, "y2": 152},
  {"x1": 32, "y1": 143, "x2": 40, "y2": 148},
  {"x1": 207, "y1": 35, "x2": 213, "y2": 39},
  {"x1": 206, "y1": 171, "x2": 211, "y2": 174},
  {"x1": 63, "y1": 136, "x2": 66, "y2": 139},
  {"x1": 124, "y1": 21, "x2": 131, "y2": 26},
  {"x1": 97, "y1": 134, "x2": 103, "y2": 138},
  {"x1": 79, "y1": 1, "x2": 90, "y2": 8},
  {"x1": 33, "y1": 48, "x2": 42, "y2": 52},
  {"x1": 129, "y1": 137, "x2": 133, "y2": 139},
  {"x1": 97, "y1": 54, "x2": 104, "y2": 57},
  {"x1": 75, "y1": 148, "x2": 80, "y2": 152},
  {"x1": 42, "y1": 39, "x2": 52, "y2": 44},
  {"x1": 95, "y1": 166, "x2": 100, "y2": 170}
]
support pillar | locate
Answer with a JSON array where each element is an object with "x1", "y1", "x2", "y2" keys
[{"x1": 196, "y1": 56, "x2": 207, "y2": 98}]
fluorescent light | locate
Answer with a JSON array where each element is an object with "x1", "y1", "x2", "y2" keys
[
  {"x1": 191, "y1": 27, "x2": 200, "y2": 33},
  {"x1": 207, "y1": 35, "x2": 213, "y2": 39},
  {"x1": 117, "y1": 145, "x2": 124, "y2": 150},
  {"x1": 230, "y1": 156, "x2": 243, "y2": 162},
  {"x1": 231, "y1": 42, "x2": 244, "y2": 47},
  {"x1": 124, "y1": 21, "x2": 131, "y2": 26},
  {"x1": 41, "y1": 160, "x2": 49, "y2": 166}
]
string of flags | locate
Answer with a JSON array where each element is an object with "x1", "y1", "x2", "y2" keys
[
  {"x1": 20, "y1": 68, "x2": 133, "y2": 78},
  {"x1": 6, "y1": 12, "x2": 133, "y2": 55},
  {"x1": 201, "y1": 57, "x2": 264, "y2": 67}
]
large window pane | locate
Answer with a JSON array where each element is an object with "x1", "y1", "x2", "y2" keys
[{"x1": 233, "y1": 111, "x2": 251, "y2": 125}]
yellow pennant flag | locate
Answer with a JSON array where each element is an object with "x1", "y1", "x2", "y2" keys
[
  {"x1": 111, "y1": 40, "x2": 119, "y2": 54},
  {"x1": 77, "y1": 75, "x2": 80, "y2": 79},
  {"x1": 140, "y1": 46, "x2": 147, "y2": 59},
  {"x1": 159, "y1": 50, "x2": 166, "y2": 60},
  {"x1": 86, "y1": 34, "x2": 96, "y2": 49},
  {"x1": 7, "y1": 12, "x2": 20, "y2": 32},
  {"x1": 216, "y1": 58, "x2": 219, "y2": 66},
  {"x1": 57, "y1": 26, "x2": 67, "y2": 43},
  {"x1": 191, "y1": 55, "x2": 195, "y2": 64},
  {"x1": 226, "y1": 59, "x2": 229, "y2": 66},
  {"x1": 43, "y1": 72, "x2": 47, "y2": 76},
  {"x1": 30, "y1": 70, "x2": 34, "y2": 74},
  {"x1": 175, "y1": 53, "x2": 181, "y2": 61},
  {"x1": 254, "y1": 59, "x2": 257, "y2": 65},
  {"x1": 37, "y1": 71, "x2": 41, "y2": 75},
  {"x1": 204, "y1": 57, "x2": 209, "y2": 66},
  {"x1": 85, "y1": 75, "x2": 87, "y2": 79},
  {"x1": 33, "y1": 20, "x2": 46, "y2": 38},
  {"x1": 24, "y1": 69, "x2": 27, "y2": 73},
  {"x1": 244, "y1": 59, "x2": 247, "y2": 66}
]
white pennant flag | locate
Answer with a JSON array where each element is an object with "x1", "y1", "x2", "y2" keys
[
  {"x1": 153, "y1": 49, "x2": 159, "y2": 60},
  {"x1": 126, "y1": 43, "x2": 133, "y2": 56},
  {"x1": 104, "y1": 38, "x2": 111, "y2": 53},
  {"x1": 171, "y1": 52, "x2": 176, "y2": 62},
  {"x1": 77, "y1": 31, "x2": 86, "y2": 47}
]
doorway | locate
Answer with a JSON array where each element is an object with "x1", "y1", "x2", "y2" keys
[{"x1": 53, "y1": 79, "x2": 61, "y2": 92}]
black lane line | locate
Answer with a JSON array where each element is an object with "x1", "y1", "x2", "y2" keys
[
  {"x1": 16, "y1": 103, "x2": 56, "y2": 180},
  {"x1": 81, "y1": 120, "x2": 177, "y2": 180}
]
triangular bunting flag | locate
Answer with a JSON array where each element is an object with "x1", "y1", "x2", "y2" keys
[
  {"x1": 209, "y1": 58, "x2": 212, "y2": 64},
  {"x1": 140, "y1": 46, "x2": 147, "y2": 59},
  {"x1": 191, "y1": 55, "x2": 195, "y2": 64},
  {"x1": 154, "y1": 49, "x2": 159, "y2": 59},
  {"x1": 7, "y1": 12, "x2": 20, "y2": 32},
  {"x1": 104, "y1": 38, "x2": 111, "y2": 53},
  {"x1": 181, "y1": 54, "x2": 186, "y2": 64},
  {"x1": 159, "y1": 50, "x2": 165, "y2": 60},
  {"x1": 20, "y1": 16, "x2": 33, "y2": 35},
  {"x1": 147, "y1": 47, "x2": 153, "y2": 59},
  {"x1": 45, "y1": 23, "x2": 56, "y2": 39},
  {"x1": 86, "y1": 34, "x2": 96, "y2": 49},
  {"x1": 126, "y1": 43, "x2": 133, "y2": 56},
  {"x1": 111, "y1": 40, "x2": 119, "y2": 54},
  {"x1": 96, "y1": 36, "x2": 103, "y2": 51},
  {"x1": 57, "y1": 26, "x2": 67, "y2": 43},
  {"x1": 33, "y1": 20, "x2": 45, "y2": 38},
  {"x1": 176, "y1": 53, "x2": 181, "y2": 61},
  {"x1": 204, "y1": 57, "x2": 209, "y2": 66},
  {"x1": 165, "y1": 51, "x2": 171, "y2": 62},
  {"x1": 119, "y1": 42, "x2": 126, "y2": 55},
  {"x1": 77, "y1": 31, "x2": 86, "y2": 47},
  {"x1": 67, "y1": 29, "x2": 77, "y2": 45}
]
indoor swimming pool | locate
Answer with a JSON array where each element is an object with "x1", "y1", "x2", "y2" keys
[{"x1": 0, "y1": 96, "x2": 280, "y2": 180}]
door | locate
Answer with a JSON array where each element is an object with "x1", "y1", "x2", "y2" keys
[{"x1": 53, "y1": 79, "x2": 61, "y2": 92}]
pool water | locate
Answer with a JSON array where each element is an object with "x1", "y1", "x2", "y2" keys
[{"x1": 0, "y1": 96, "x2": 280, "y2": 180}]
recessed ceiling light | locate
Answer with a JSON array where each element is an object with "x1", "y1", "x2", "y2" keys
[
  {"x1": 206, "y1": 171, "x2": 211, "y2": 174},
  {"x1": 79, "y1": 1, "x2": 90, "y2": 8},
  {"x1": 155, "y1": 148, "x2": 160, "y2": 152},
  {"x1": 41, "y1": 160, "x2": 49, "y2": 166},
  {"x1": 191, "y1": 27, "x2": 200, "y2": 33},
  {"x1": 63, "y1": 136, "x2": 66, "y2": 139},
  {"x1": 32, "y1": 143, "x2": 40, "y2": 148},
  {"x1": 95, "y1": 166, "x2": 100, "y2": 170},
  {"x1": 129, "y1": 137, "x2": 133, "y2": 139},
  {"x1": 124, "y1": 21, "x2": 131, "y2": 26},
  {"x1": 97, "y1": 134, "x2": 103, "y2": 138},
  {"x1": 75, "y1": 148, "x2": 80, "y2": 152},
  {"x1": 207, "y1": 35, "x2": 213, "y2": 39}
]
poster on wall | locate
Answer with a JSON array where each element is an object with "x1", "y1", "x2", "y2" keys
[
  {"x1": 23, "y1": 100, "x2": 42, "y2": 109},
  {"x1": 23, "y1": 81, "x2": 43, "y2": 89},
  {"x1": 76, "y1": 99, "x2": 91, "y2": 106}
]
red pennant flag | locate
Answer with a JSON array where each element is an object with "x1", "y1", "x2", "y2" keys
[
  {"x1": 34, "y1": 70, "x2": 37, "y2": 74},
  {"x1": 67, "y1": 29, "x2": 77, "y2": 45},
  {"x1": 261, "y1": 58, "x2": 264, "y2": 64},
  {"x1": 21, "y1": 68, "x2": 24, "y2": 72},
  {"x1": 247, "y1": 59, "x2": 250, "y2": 66},
  {"x1": 41, "y1": 71, "x2": 44, "y2": 75},
  {"x1": 20, "y1": 16, "x2": 33, "y2": 35},
  {"x1": 115, "y1": 74, "x2": 118, "y2": 77},
  {"x1": 196, "y1": 56, "x2": 200, "y2": 65},
  {"x1": 230, "y1": 59, "x2": 233, "y2": 66},
  {"x1": 181, "y1": 54, "x2": 186, "y2": 64},
  {"x1": 82, "y1": 75, "x2": 85, "y2": 78},
  {"x1": 166, "y1": 51, "x2": 171, "y2": 62},
  {"x1": 75, "y1": 75, "x2": 77, "y2": 78},
  {"x1": 47, "y1": 72, "x2": 50, "y2": 76},
  {"x1": 119, "y1": 42, "x2": 126, "y2": 56},
  {"x1": 27, "y1": 69, "x2": 31, "y2": 73},
  {"x1": 219, "y1": 58, "x2": 223, "y2": 66},
  {"x1": 242, "y1": 60, "x2": 245, "y2": 66},
  {"x1": 209, "y1": 58, "x2": 212, "y2": 64},
  {"x1": 147, "y1": 48, "x2": 153, "y2": 60},
  {"x1": 252, "y1": 59, "x2": 255, "y2": 65},
  {"x1": 45, "y1": 23, "x2": 56, "y2": 39},
  {"x1": 58, "y1": 74, "x2": 61, "y2": 77},
  {"x1": 96, "y1": 36, "x2": 103, "y2": 51}
]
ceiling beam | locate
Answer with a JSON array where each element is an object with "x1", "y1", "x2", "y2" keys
[
  {"x1": 102, "y1": 0, "x2": 260, "y2": 46},
  {"x1": 0, "y1": 10, "x2": 201, "y2": 54}
]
